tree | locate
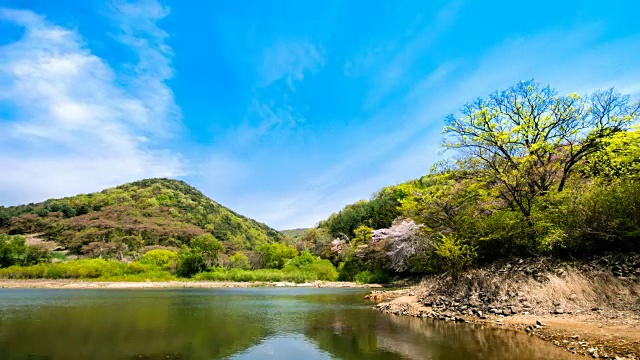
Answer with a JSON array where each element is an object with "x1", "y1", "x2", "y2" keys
[
  {"x1": 582, "y1": 127, "x2": 640, "y2": 180},
  {"x1": 257, "y1": 243, "x2": 298, "y2": 269},
  {"x1": 229, "y1": 251, "x2": 250, "y2": 270},
  {"x1": 351, "y1": 226, "x2": 372, "y2": 247},
  {"x1": 141, "y1": 249, "x2": 178, "y2": 270},
  {"x1": 443, "y1": 80, "x2": 639, "y2": 220},
  {"x1": 190, "y1": 234, "x2": 225, "y2": 268}
]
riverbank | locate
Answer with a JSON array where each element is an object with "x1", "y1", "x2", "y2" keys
[
  {"x1": 0, "y1": 279, "x2": 382, "y2": 289},
  {"x1": 369, "y1": 253, "x2": 640, "y2": 359}
]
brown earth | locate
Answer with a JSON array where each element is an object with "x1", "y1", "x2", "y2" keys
[{"x1": 369, "y1": 253, "x2": 640, "y2": 359}]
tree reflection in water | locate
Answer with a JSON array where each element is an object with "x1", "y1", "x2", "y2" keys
[{"x1": 0, "y1": 288, "x2": 577, "y2": 360}]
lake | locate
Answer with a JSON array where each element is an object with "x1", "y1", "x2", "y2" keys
[{"x1": 0, "y1": 288, "x2": 576, "y2": 359}]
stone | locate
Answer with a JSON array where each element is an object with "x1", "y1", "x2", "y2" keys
[
  {"x1": 536, "y1": 320, "x2": 546, "y2": 326},
  {"x1": 554, "y1": 308, "x2": 565, "y2": 315}
]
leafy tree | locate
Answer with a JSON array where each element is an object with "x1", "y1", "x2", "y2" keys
[
  {"x1": 190, "y1": 234, "x2": 225, "y2": 268},
  {"x1": 434, "y1": 234, "x2": 475, "y2": 275},
  {"x1": 443, "y1": 80, "x2": 639, "y2": 220},
  {"x1": 351, "y1": 226, "x2": 372, "y2": 247},
  {"x1": 0, "y1": 234, "x2": 50, "y2": 268},
  {"x1": 582, "y1": 127, "x2": 640, "y2": 180},
  {"x1": 229, "y1": 251, "x2": 250, "y2": 270},
  {"x1": 299, "y1": 228, "x2": 332, "y2": 256},
  {"x1": 141, "y1": 249, "x2": 178, "y2": 270},
  {"x1": 176, "y1": 249, "x2": 206, "y2": 278},
  {"x1": 257, "y1": 243, "x2": 298, "y2": 269}
]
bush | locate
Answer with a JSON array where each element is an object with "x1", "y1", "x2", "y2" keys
[
  {"x1": 0, "y1": 234, "x2": 51, "y2": 268},
  {"x1": 194, "y1": 259, "x2": 339, "y2": 283},
  {"x1": 434, "y1": 234, "x2": 476, "y2": 275},
  {"x1": 257, "y1": 243, "x2": 298, "y2": 269},
  {"x1": 354, "y1": 270, "x2": 389, "y2": 284},
  {"x1": 0, "y1": 259, "x2": 175, "y2": 281},
  {"x1": 562, "y1": 180, "x2": 640, "y2": 252},
  {"x1": 176, "y1": 251, "x2": 206, "y2": 278},
  {"x1": 141, "y1": 249, "x2": 178, "y2": 270},
  {"x1": 229, "y1": 252, "x2": 250, "y2": 270}
]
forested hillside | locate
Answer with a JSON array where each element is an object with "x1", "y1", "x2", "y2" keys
[
  {"x1": 0, "y1": 178, "x2": 282, "y2": 254},
  {"x1": 293, "y1": 81, "x2": 640, "y2": 282}
]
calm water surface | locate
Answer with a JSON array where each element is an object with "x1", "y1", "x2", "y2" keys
[{"x1": 0, "y1": 288, "x2": 576, "y2": 359}]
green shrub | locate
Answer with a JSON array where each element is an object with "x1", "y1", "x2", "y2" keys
[
  {"x1": 229, "y1": 252, "x2": 250, "y2": 270},
  {"x1": 176, "y1": 251, "x2": 206, "y2": 278},
  {"x1": 140, "y1": 249, "x2": 177, "y2": 270},
  {"x1": 434, "y1": 234, "x2": 476, "y2": 275},
  {"x1": 354, "y1": 270, "x2": 389, "y2": 284}
]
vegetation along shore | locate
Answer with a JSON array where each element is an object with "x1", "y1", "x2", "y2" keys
[{"x1": 1, "y1": 80, "x2": 639, "y2": 357}]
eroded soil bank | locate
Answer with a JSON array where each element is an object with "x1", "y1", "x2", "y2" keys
[
  {"x1": 0, "y1": 279, "x2": 382, "y2": 289},
  {"x1": 368, "y1": 253, "x2": 640, "y2": 359}
]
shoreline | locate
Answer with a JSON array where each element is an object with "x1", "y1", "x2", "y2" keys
[
  {"x1": 0, "y1": 279, "x2": 382, "y2": 289},
  {"x1": 368, "y1": 254, "x2": 640, "y2": 359},
  {"x1": 372, "y1": 292, "x2": 640, "y2": 359}
]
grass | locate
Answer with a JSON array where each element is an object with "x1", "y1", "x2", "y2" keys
[
  {"x1": 0, "y1": 259, "x2": 176, "y2": 281},
  {"x1": 0, "y1": 257, "x2": 340, "y2": 283}
]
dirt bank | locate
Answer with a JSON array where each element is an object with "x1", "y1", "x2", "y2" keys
[
  {"x1": 0, "y1": 279, "x2": 382, "y2": 289},
  {"x1": 368, "y1": 253, "x2": 640, "y2": 359}
]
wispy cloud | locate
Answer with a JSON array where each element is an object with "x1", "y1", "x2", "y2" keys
[
  {"x1": 243, "y1": 25, "x2": 640, "y2": 229},
  {"x1": 0, "y1": 3, "x2": 183, "y2": 205},
  {"x1": 345, "y1": 1, "x2": 463, "y2": 109},
  {"x1": 235, "y1": 39, "x2": 325, "y2": 143},
  {"x1": 260, "y1": 39, "x2": 326, "y2": 90}
]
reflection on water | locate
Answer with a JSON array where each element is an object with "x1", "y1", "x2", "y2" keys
[{"x1": 0, "y1": 288, "x2": 576, "y2": 359}]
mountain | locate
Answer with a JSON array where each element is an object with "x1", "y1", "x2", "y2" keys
[
  {"x1": 280, "y1": 228, "x2": 310, "y2": 240},
  {"x1": 0, "y1": 178, "x2": 282, "y2": 254}
]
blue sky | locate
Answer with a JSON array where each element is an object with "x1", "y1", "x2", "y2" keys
[{"x1": 1, "y1": 0, "x2": 639, "y2": 229}]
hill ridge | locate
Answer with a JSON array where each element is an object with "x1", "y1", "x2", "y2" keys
[{"x1": 0, "y1": 178, "x2": 282, "y2": 255}]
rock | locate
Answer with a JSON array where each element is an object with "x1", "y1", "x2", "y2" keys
[
  {"x1": 554, "y1": 308, "x2": 565, "y2": 315},
  {"x1": 536, "y1": 320, "x2": 546, "y2": 326}
]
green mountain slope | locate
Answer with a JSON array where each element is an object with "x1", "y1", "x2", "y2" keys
[{"x1": 0, "y1": 178, "x2": 282, "y2": 254}]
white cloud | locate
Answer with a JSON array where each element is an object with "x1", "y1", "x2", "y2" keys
[
  {"x1": 0, "y1": 4, "x2": 184, "y2": 205},
  {"x1": 260, "y1": 39, "x2": 325, "y2": 90},
  {"x1": 233, "y1": 39, "x2": 325, "y2": 144}
]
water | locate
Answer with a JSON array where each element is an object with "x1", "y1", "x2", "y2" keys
[{"x1": 0, "y1": 288, "x2": 576, "y2": 359}]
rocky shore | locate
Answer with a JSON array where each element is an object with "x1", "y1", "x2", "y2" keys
[{"x1": 369, "y1": 253, "x2": 640, "y2": 359}]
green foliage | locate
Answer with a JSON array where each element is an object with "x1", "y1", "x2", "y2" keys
[
  {"x1": 191, "y1": 234, "x2": 225, "y2": 266},
  {"x1": 353, "y1": 270, "x2": 389, "y2": 284},
  {"x1": 0, "y1": 259, "x2": 175, "y2": 281},
  {"x1": 0, "y1": 178, "x2": 283, "y2": 257},
  {"x1": 351, "y1": 226, "x2": 372, "y2": 247},
  {"x1": 176, "y1": 250, "x2": 206, "y2": 278},
  {"x1": 443, "y1": 80, "x2": 639, "y2": 218},
  {"x1": 434, "y1": 234, "x2": 476, "y2": 275},
  {"x1": 0, "y1": 234, "x2": 51, "y2": 268},
  {"x1": 319, "y1": 187, "x2": 401, "y2": 239},
  {"x1": 140, "y1": 249, "x2": 178, "y2": 270},
  {"x1": 228, "y1": 252, "x2": 250, "y2": 270},
  {"x1": 560, "y1": 180, "x2": 640, "y2": 252},
  {"x1": 195, "y1": 255, "x2": 338, "y2": 283},
  {"x1": 582, "y1": 127, "x2": 640, "y2": 180},
  {"x1": 299, "y1": 228, "x2": 332, "y2": 256},
  {"x1": 257, "y1": 243, "x2": 298, "y2": 269}
]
